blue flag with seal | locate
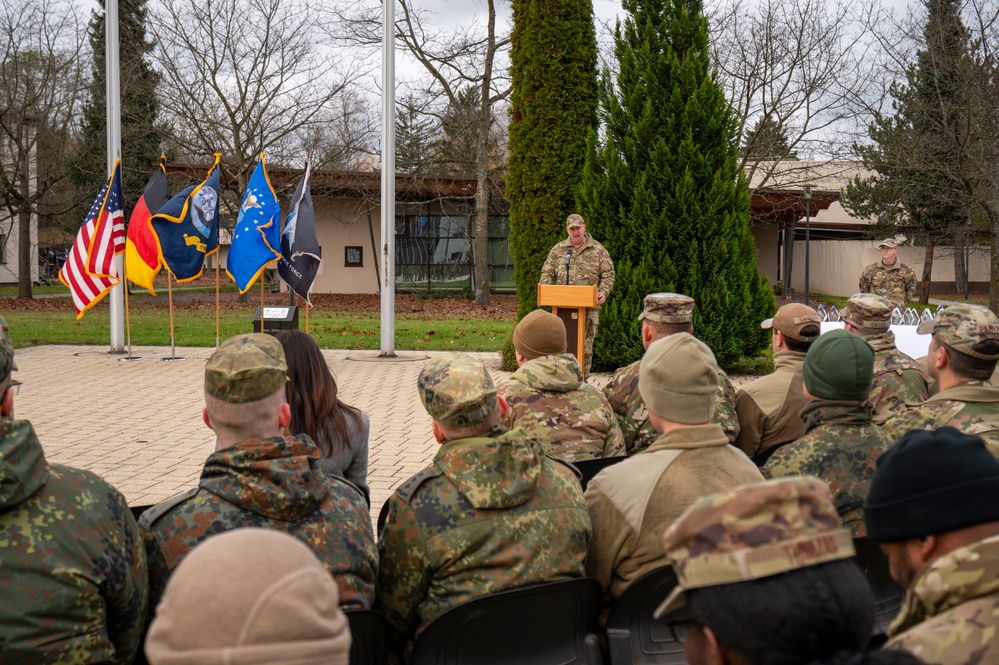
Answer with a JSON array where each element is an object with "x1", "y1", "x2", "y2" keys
[
  {"x1": 278, "y1": 159, "x2": 322, "y2": 305},
  {"x1": 150, "y1": 154, "x2": 221, "y2": 282},
  {"x1": 227, "y1": 155, "x2": 281, "y2": 293}
]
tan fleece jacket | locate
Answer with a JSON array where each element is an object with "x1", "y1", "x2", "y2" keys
[
  {"x1": 734, "y1": 351, "x2": 808, "y2": 460},
  {"x1": 583, "y1": 424, "x2": 763, "y2": 601}
]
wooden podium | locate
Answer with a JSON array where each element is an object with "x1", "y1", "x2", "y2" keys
[{"x1": 537, "y1": 284, "x2": 597, "y2": 365}]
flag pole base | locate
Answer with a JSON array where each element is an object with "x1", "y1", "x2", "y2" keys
[
  {"x1": 161, "y1": 357, "x2": 186, "y2": 362},
  {"x1": 119, "y1": 356, "x2": 144, "y2": 362}
]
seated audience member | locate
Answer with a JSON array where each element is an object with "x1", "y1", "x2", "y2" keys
[
  {"x1": 139, "y1": 333, "x2": 376, "y2": 612},
  {"x1": 883, "y1": 303, "x2": 999, "y2": 456},
  {"x1": 864, "y1": 427, "x2": 999, "y2": 665},
  {"x1": 499, "y1": 309, "x2": 625, "y2": 461},
  {"x1": 585, "y1": 333, "x2": 762, "y2": 603},
  {"x1": 735, "y1": 303, "x2": 822, "y2": 463},
  {"x1": 841, "y1": 293, "x2": 928, "y2": 424},
  {"x1": 146, "y1": 528, "x2": 351, "y2": 665},
  {"x1": 656, "y1": 476, "x2": 923, "y2": 665},
  {"x1": 603, "y1": 292, "x2": 740, "y2": 453},
  {"x1": 277, "y1": 330, "x2": 371, "y2": 502},
  {"x1": 0, "y1": 316, "x2": 148, "y2": 664},
  {"x1": 377, "y1": 353, "x2": 591, "y2": 661},
  {"x1": 763, "y1": 329, "x2": 892, "y2": 537}
]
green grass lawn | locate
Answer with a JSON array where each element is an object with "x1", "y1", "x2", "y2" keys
[{"x1": 8, "y1": 308, "x2": 514, "y2": 352}]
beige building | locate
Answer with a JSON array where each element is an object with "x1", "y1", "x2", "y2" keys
[{"x1": 0, "y1": 122, "x2": 39, "y2": 286}]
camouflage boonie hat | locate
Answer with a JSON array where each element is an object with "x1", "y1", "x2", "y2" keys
[
  {"x1": 638, "y1": 293, "x2": 694, "y2": 324},
  {"x1": 205, "y1": 334, "x2": 288, "y2": 404},
  {"x1": 654, "y1": 476, "x2": 855, "y2": 618},
  {"x1": 566, "y1": 214, "x2": 585, "y2": 228},
  {"x1": 0, "y1": 316, "x2": 16, "y2": 381},
  {"x1": 843, "y1": 293, "x2": 893, "y2": 330},
  {"x1": 761, "y1": 303, "x2": 821, "y2": 342},
  {"x1": 418, "y1": 353, "x2": 497, "y2": 426},
  {"x1": 878, "y1": 238, "x2": 899, "y2": 249},
  {"x1": 917, "y1": 304, "x2": 999, "y2": 360}
]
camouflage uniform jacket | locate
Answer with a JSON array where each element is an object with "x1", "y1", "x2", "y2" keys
[
  {"x1": 734, "y1": 351, "x2": 809, "y2": 461},
  {"x1": 885, "y1": 533, "x2": 999, "y2": 665},
  {"x1": 761, "y1": 401, "x2": 891, "y2": 538},
  {"x1": 602, "y1": 358, "x2": 740, "y2": 454},
  {"x1": 499, "y1": 353, "x2": 625, "y2": 461},
  {"x1": 866, "y1": 331, "x2": 928, "y2": 425},
  {"x1": 376, "y1": 426, "x2": 591, "y2": 660},
  {"x1": 859, "y1": 260, "x2": 917, "y2": 310},
  {"x1": 882, "y1": 381, "x2": 999, "y2": 458},
  {"x1": 584, "y1": 424, "x2": 763, "y2": 602},
  {"x1": 0, "y1": 419, "x2": 147, "y2": 665},
  {"x1": 139, "y1": 434, "x2": 376, "y2": 612},
  {"x1": 539, "y1": 234, "x2": 615, "y2": 302}
]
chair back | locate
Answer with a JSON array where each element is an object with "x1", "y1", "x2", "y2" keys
[
  {"x1": 345, "y1": 609, "x2": 390, "y2": 665},
  {"x1": 852, "y1": 538, "x2": 905, "y2": 644},
  {"x1": 572, "y1": 456, "x2": 628, "y2": 490},
  {"x1": 605, "y1": 566, "x2": 686, "y2": 665},
  {"x1": 410, "y1": 577, "x2": 604, "y2": 665}
]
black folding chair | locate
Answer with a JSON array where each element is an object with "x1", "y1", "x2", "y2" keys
[
  {"x1": 345, "y1": 609, "x2": 390, "y2": 665},
  {"x1": 852, "y1": 538, "x2": 905, "y2": 646},
  {"x1": 572, "y1": 456, "x2": 628, "y2": 491},
  {"x1": 605, "y1": 566, "x2": 687, "y2": 665},
  {"x1": 410, "y1": 578, "x2": 604, "y2": 665}
]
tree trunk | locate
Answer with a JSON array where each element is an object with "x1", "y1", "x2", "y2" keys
[
  {"x1": 954, "y1": 225, "x2": 967, "y2": 295},
  {"x1": 920, "y1": 237, "x2": 934, "y2": 305},
  {"x1": 17, "y1": 154, "x2": 32, "y2": 299},
  {"x1": 471, "y1": 0, "x2": 498, "y2": 307},
  {"x1": 990, "y1": 204, "x2": 999, "y2": 314}
]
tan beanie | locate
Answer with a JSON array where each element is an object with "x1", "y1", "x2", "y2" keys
[
  {"x1": 145, "y1": 528, "x2": 351, "y2": 665},
  {"x1": 514, "y1": 309, "x2": 567, "y2": 360},
  {"x1": 639, "y1": 333, "x2": 718, "y2": 424}
]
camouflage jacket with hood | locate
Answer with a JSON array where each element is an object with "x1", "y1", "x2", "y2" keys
[
  {"x1": 375, "y1": 426, "x2": 591, "y2": 661},
  {"x1": 886, "y1": 533, "x2": 999, "y2": 665},
  {"x1": 883, "y1": 381, "x2": 999, "y2": 458},
  {"x1": 499, "y1": 353, "x2": 625, "y2": 461},
  {"x1": 139, "y1": 434, "x2": 377, "y2": 613},
  {"x1": 865, "y1": 331, "x2": 928, "y2": 425},
  {"x1": 0, "y1": 418, "x2": 147, "y2": 665}
]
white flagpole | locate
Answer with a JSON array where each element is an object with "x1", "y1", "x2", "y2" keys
[
  {"x1": 379, "y1": 0, "x2": 396, "y2": 357},
  {"x1": 106, "y1": 0, "x2": 125, "y2": 352}
]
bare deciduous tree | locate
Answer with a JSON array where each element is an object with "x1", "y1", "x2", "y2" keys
[{"x1": 0, "y1": 0, "x2": 86, "y2": 298}]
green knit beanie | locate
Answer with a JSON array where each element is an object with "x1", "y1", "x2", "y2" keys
[{"x1": 802, "y1": 329, "x2": 874, "y2": 401}]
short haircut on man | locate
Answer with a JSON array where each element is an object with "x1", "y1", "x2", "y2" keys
[
  {"x1": 784, "y1": 325, "x2": 820, "y2": 353},
  {"x1": 645, "y1": 320, "x2": 694, "y2": 337},
  {"x1": 205, "y1": 387, "x2": 287, "y2": 441},
  {"x1": 940, "y1": 339, "x2": 999, "y2": 380}
]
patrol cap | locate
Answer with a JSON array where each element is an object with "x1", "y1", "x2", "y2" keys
[
  {"x1": 205, "y1": 334, "x2": 288, "y2": 404},
  {"x1": 877, "y1": 238, "x2": 899, "y2": 249},
  {"x1": 638, "y1": 293, "x2": 694, "y2": 325},
  {"x1": 761, "y1": 303, "x2": 821, "y2": 342},
  {"x1": 654, "y1": 476, "x2": 855, "y2": 618},
  {"x1": 0, "y1": 316, "x2": 16, "y2": 382},
  {"x1": 639, "y1": 333, "x2": 717, "y2": 424},
  {"x1": 916, "y1": 303, "x2": 999, "y2": 360},
  {"x1": 842, "y1": 293, "x2": 893, "y2": 330},
  {"x1": 566, "y1": 213, "x2": 585, "y2": 229},
  {"x1": 418, "y1": 353, "x2": 498, "y2": 427}
]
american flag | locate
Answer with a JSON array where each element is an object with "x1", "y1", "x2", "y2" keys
[{"x1": 59, "y1": 161, "x2": 126, "y2": 319}]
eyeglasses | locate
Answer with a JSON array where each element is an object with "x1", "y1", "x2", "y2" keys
[{"x1": 666, "y1": 617, "x2": 702, "y2": 644}]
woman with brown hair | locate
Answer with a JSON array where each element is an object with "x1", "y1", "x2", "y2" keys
[{"x1": 276, "y1": 331, "x2": 370, "y2": 502}]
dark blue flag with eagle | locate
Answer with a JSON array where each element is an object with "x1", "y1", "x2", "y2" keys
[{"x1": 150, "y1": 155, "x2": 221, "y2": 282}]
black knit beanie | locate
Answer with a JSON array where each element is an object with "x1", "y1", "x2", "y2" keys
[
  {"x1": 802, "y1": 329, "x2": 874, "y2": 401},
  {"x1": 864, "y1": 427, "x2": 999, "y2": 543}
]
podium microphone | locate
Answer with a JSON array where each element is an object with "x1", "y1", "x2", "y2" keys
[{"x1": 564, "y1": 249, "x2": 572, "y2": 285}]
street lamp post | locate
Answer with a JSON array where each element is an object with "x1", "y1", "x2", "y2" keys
[{"x1": 803, "y1": 184, "x2": 813, "y2": 307}]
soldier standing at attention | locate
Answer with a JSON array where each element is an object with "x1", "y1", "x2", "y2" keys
[
  {"x1": 864, "y1": 427, "x2": 999, "y2": 665},
  {"x1": 139, "y1": 333, "x2": 377, "y2": 613},
  {"x1": 858, "y1": 238, "x2": 917, "y2": 311},
  {"x1": 762, "y1": 329, "x2": 892, "y2": 538},
  {"x1": 883, "y1": 303, "x2": 999, "y2": 456},
  {"x1": 539, "y1": 213, "x2": 615, "y2": 375},
  {"x1": 841, "y1": 293, "x2": 928, "y2": 424},
  {"x1": 376, "y1": 354, "x2": 591, "y2": 661},
  {"x1": 0, "y1": 316, "x2": 148, "y2": 665},
  {"x1": 498, "y1": 309, "x2": 625, "y2": 461},
  {"x1": 602, "y1": 292, "x2": 740, "y2": 454}
]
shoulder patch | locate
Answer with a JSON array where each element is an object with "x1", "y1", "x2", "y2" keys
[
  {"x1": 138, "y1": 487, "x2": 199, "y2": 528},
  {"x1": 395, "y1": 465, "x2": 443, "y2": 503}
]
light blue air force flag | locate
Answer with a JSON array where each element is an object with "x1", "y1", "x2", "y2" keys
[
  {"x1": 278, "y1": 160, "x2": 322, "y2": 305},
  {"x1": 226, "y1": 155, "x2": 281, "y2": 293}
]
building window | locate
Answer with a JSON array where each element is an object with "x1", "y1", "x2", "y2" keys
[{"x1": 345, "y1": 246, "x2": 363, "y2": 267}]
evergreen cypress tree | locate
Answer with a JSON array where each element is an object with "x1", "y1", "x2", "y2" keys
[
  {"x1": 507, "y1": 0, "x2": 598, "y2": 320},
  {"x1": 577, "y1": 0, "x2": 774, "y2": 368},
  {"x1": 71, "y1": 0, "x2": 162, "y2": 212}
]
